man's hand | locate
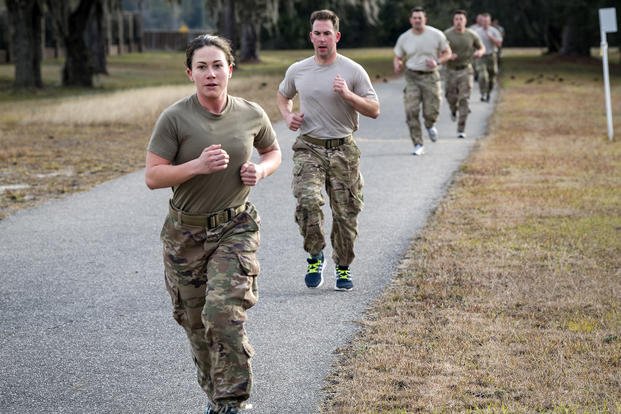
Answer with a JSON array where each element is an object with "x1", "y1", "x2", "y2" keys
[
  {"x1": 285, "y1": 112, "x2": 304, "y2": 131},
  {"x1": 393, "y1": 56, "x2": 404, "y2": 74},
  {"x1": 333, "y1": 74, "x2": 351, "y2": 98},
  {"x1": 425, "y1": 57, "x2": 439, "y2": 69},
  {"x1": 240, "y1": 162, "x2": 265, "y2": 186}
]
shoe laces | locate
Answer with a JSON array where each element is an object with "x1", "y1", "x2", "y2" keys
[
  {"x1": 336, "y1": 266, "x2": 351, "y2": 280},
  {"x1": 307, "y1": 256, "x2": 323, "y2": 273}
]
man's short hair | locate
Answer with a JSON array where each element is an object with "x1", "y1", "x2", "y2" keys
[
  {"x1": 310, "y1": 9, "x2": 339, "y2": 32},
  {"x1": 453, "y1": 9, "x2": 467, "y2": 18},
  {"x1": 411, "y1": 6, "x2": 425, "y2": 15}
]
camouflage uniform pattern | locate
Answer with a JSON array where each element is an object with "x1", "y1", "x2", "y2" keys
[
  {"x1": 475, "y1": 53, "x2": 498, "y2": 96},
  {"x1": 445, "y1": 66, "x2": 474, "y2": 133},
  {"x1": 161, "y1": 202, "x2": 260, "y2": 409},
  {"x1": 291, "y1": 137, "x2": 364, "y2": 266},
  {"x1": 403, "y1": 69, "x2": 442, "y2": 146}
]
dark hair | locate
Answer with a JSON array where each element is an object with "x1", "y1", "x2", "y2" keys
[
  {"x1": 453, "y1": 9, "x2": 467, "y2": 17},
  {"x1": 185, "y1": 34, "x2": 235, "y2": 69},
  {"x1": 310, "y1": 9, "x2": 339, "y2": 32},
  {"x1": 410, "y1": 6, "x2": 425, "y2": 15}
]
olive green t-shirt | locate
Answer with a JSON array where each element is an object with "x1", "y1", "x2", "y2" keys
[
  {"x1": 444, "y1": 27, "x2": 483, "y2": 69},
  {"x1": 148, "y1": 94, "x2": 276, "y2": 214}
]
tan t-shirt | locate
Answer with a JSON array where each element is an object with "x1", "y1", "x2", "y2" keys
[
  {"x1": 444, "y1": 27, "x2": 483, "y2": 69},
  {"x1": 148, "y1": 94, "x2": 276, "y2": 214},
  {"x1": 472, "y1": 25, "x2": 502, "y2": 55},
  {"x1": 278, "y1": 54, "x2": 378, "y2": 139},
  {"x1": 394, "y1": 26, "x2": 449, "y2": 71}
]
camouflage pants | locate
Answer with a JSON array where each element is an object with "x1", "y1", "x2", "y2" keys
[
  {"x1": 403, "y1": 69, "x2": 442, "y2": 146},
  {"x1": 292, "y1": 136, "x2": 364, "y2": 266},
  {"x1": 160, "y1": 202, "x2": 260, "y2": 408},
  {"x1": 445, "y1": 66, "x2": 474, "y2": 133},
  {"x1": 475, "y1": 53, "x2": 498, "y2": 95}
]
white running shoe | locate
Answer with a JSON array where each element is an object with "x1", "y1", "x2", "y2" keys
[
  {"x1": 457, "y1": 132, "x2": 466, "y2": 139},
  {"x1": 413, "y1": 144, "x2": 425, "y2": 156},
  {"x1": 426, "y1": 126, "x2": 438, "y2": 142}
]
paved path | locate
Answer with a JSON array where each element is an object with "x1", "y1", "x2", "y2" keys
[{"x1": 0, "y1": 77, "x2": 496, "y2": 413}]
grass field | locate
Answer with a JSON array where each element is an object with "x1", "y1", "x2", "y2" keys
[
  {"x1": 320, "y1": 52, "x2": 621, "y2": 413},
  {"x1": 1, "y1": 48, "x2": 620, "y2": 412}
]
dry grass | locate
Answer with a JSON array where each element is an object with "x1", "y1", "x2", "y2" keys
[{"x1": 321, "y1": 55, "x2": 621, "y2": 413}]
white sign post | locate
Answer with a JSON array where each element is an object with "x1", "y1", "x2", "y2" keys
[{"x1": 599, "y1": 8, "x2": 617, "y2": 141}]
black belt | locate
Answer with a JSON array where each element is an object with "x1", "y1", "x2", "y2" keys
[
  {"x1": 169, "y1": 201, "x2": 246, "y2": 229},
  {"x1": 408, "y1": 69, "x2": 433, "y2": 75},
  {"x1": 301, "y1": 134, "x2": 350, "y2": 149},
  {"x1": 450, "y1": 64, "x2": 470, "y2": 70}
]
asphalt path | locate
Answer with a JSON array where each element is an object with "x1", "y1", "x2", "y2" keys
[{"x1": 0, "y1": 76, "x2": 496, "y2": 413}]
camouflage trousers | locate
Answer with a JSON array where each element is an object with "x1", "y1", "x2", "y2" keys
[
  {"x1": 160, "y1": 201, "x2": 260, "y2": 408},
  {"x1": 403, "y1": 69, "x2": 442, "y2": 146},
  {"x1": 475, "y1": 53, "x2": 498, "y2": 95},
  {"x1": 292, "y1": 136, "x2": 364, "y2": 266},
  {"x1": 445, "y1": 66, "x2": 474, "y2": 133}
]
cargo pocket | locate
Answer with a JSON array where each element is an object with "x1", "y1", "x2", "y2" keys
[
  {"x1": 165, "y1": 273, "x2": 187, "y2": 327},
  {"x1": 242, "y1": 338, "x2": 255, "y2": 359},
  {"x1": 233, "y1": 251, "x2": 260, "y2": 310}
]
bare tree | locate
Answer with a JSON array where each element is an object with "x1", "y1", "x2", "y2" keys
[{"x1": 6, "y1": 0, "x2": 44, "y2": 88}]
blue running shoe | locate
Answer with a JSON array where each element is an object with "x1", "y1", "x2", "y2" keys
[
  {"x1": 335, "y1": 265, "x2": 353, "y2": 291},
  {"x1": 305, "y1": 252, "x2": 324, "y2": 288}
]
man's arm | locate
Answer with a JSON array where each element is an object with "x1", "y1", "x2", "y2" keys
[
  {"x1": 276, "y1": 91, "x2": 304, "y2": 131},
  {"x1": 487, "y1": 28, "x2": 503, "y2": 48},
  {"x1": 437, "y1": 45, "x2": 452, "y2": 65},
  {"x1": 333, "y1": 74, "x2": 379, "y2": 119},
  {"x1": 393, "y1": 55, "x2": 404, "y2": 74}
]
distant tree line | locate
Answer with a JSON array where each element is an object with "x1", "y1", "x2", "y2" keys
[{"x1": 3, "y1": 0, "x2": 619, "y2": 89}]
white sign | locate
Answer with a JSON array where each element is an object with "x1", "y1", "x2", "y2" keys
[{"x1": 599, "y1": 8, "x2": 617, "y2": 33}]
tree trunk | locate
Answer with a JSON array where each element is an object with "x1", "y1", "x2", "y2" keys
[
  {"x1": 6, "y1": 0, "x2": 43, "y2": 88},
  {"x1": 559, "y1": 13, "x2": 592, "y2": 56},
  {"x1": 87, "y1": 0, "x2": 108, "y2": 75},
  {"x1": 239, "y1": 21, "x2": 259, "y2": 62},
  {"x1": 62, "y1": 0, "x2": 96, "y2": 86},
  {"x1": 544, "y1": 24, "x2": 562, "y2": 54},
  {"x1": 218, "y1": 0, "x2": 237, "y2": 51}
]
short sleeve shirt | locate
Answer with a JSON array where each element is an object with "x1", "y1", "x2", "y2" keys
[
  {"x1": 393, "y1": 26, "x2": 449, "y2": 72},
  {"x1": 472, "y1": 25, "x2": 502, "y2": 54},
  {"x1": 444, "y1": 27, "x2": 483, "y2": 69},
  {"x1": 147, "y1": 94, "x2": 276, "y2": 214},
  {"x1": 278, "y1": 54, "x2": 378, "y2": 139}
]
